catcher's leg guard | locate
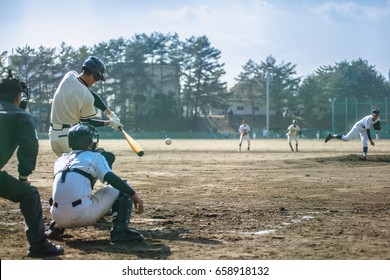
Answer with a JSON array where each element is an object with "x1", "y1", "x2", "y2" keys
[{"x1": 110, "y1": 192, "x2": 144, "y2": 242}]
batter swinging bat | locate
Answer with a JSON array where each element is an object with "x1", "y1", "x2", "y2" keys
[{"x1": 119, "y1": 127, "x2": 144, "y2": 157}]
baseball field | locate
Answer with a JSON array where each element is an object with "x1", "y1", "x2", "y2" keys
[{"x1": 1, "y1": 138, "x2": 389, "y2": 260}]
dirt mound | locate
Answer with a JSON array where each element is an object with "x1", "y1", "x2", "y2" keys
[{"x1": 314, "y1": 154, "x2": 390, "y2": 164}]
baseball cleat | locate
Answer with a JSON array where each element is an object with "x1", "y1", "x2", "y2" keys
[
  {"x1": 27, "y1": 239, "x2": 64, "y2": 258},
  {"x1": 111, "y1": 229, "x2": 144, "y2": 242},
  {"x1": 45, "y1": 220, "x2": 65, "y2": 240},
  {"x1": 324, "y1": 133, "x2": 332, "y2": 143}
]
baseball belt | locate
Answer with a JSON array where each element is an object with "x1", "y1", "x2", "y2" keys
[{"x1": 50, "y1": 123, "x2": 72, "y2": 130}]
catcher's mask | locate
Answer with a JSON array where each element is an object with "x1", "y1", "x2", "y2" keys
[
  {"x1": 82, "y1": 56, "x2": 106, "y2": 81},
  {"x1": 19, "y1": 81, "x2": 30, "y2": 110},
  {"x1": 68, "y1": 122, "x2": 99, "y2": 150}
]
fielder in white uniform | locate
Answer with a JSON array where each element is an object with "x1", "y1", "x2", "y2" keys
[
  {"x1": 46, "y1": 123, "x2": 144, "y2": 243},
  {"x1": 49, "y1": 56, "x2": 122, "y2": 157},
  {"x1": 238, "y1": 119, "x2": 251, "y2": 151},
  {"x1": 325, "y1": 109, "x2": 381, "y2": 159},
  {"x1": 286, "y1": 120, "x2": 301, "y2": 152}
]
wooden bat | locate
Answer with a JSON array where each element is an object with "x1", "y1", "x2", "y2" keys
[{"x1": 119, "y1": 127, "x2": 144, "y2": 157}]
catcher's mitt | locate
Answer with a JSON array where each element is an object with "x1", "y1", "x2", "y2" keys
[{"x1": 373, "y1": 121, "x2": 381, "y2": 131}]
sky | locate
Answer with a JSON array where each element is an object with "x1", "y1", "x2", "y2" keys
[{"x1": 0, "y1": 0, "x2": 389, "y2": 88}]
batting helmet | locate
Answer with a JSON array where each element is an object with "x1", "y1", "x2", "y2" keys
[
  {"x1": 372, "y1": 109, "x2": 380, "y2": 115},
  {"x1": 82, "y1": 56, "x2": 106, "y2": 81},
  {"x1": 68, "y1": 123, "x2": 99, "y2": 150}
]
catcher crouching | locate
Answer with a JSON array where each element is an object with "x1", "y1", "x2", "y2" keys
[{"x1": 46, "y1": 123, "x2": 144, "y2": 242}]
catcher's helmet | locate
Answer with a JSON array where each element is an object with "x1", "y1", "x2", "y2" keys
[
  {"x1": 82, "y1": 56, "x2": 106, "y2": 81},
  {"x1": 372, "y1": 109, "x2": 380, "y2": 115},
  {"x1": 68, "y1": 123, "x2": 99, "y2": 150}
]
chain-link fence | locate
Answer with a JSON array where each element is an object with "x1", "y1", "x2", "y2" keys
[
  {"x1": 329, "y1": 97, "x2": 389, "y2": 139},
  {"x1": 36, "y1": 97, "x2": 390, "y2": 140}
]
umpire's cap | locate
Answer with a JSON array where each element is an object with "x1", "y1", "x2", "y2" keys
[
  {"x1": 68, "y1": 123, "x2": 99, "y2": 150},
  {"x1": 82, "y1": 56, "x2": 106, "y2": 81},
  {"x1": 372, "y1": 109, "x2": 380, "y2": 115}
]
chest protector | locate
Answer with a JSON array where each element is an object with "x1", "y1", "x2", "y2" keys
[{"x1": 54, "y1": 151, "x2": 95, "y2": 189}]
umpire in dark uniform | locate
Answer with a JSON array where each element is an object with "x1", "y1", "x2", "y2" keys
[{"x1": 0, "y1": 71, "x2": 64, "y2": 258}]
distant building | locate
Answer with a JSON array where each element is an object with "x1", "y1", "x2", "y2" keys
[
  {"x1": 221, "y1": 99, "x2": 275, "y2": 116},
  {"x1": 120, "y1": 63, "x2": 180, "y2": 116},
  {"x1": 123, "y1": 63, "x2": 180, "y2": 99}
]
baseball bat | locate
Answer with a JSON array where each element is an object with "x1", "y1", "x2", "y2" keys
[{"x1": 119, "y1": 127, "x2": 144, "y2": 157}]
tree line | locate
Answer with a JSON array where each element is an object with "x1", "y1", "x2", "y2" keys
[
  {"x1": 1, "y1": 32, "x2": 389, "y2": 132},
  {"x1": 232, "y1": 55, "x2": 390, "y2": 131}
]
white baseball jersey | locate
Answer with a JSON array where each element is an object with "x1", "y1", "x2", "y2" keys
[
  {"x1": 239, "y1": 124, "x2": 251, "y2": 135},
  {"x1": 287, "y1": 124, "x2": 301, "y2": 143},
  {"x1": 50, "y1": 71, "x2": 97, "y2": 125},
  {"x1": 354, "y1": 115, "x2": 380, "y2": 132},
  {"x1": 239, "y1": 124, "x2": 251, "y2": 144},
  {"x1": 51, "y1": 150, "x2": 119, "y2": 228},
  {"x1": 49, "y1": 71, "x2": 98, "y2": 156},
  {"x1": 343, "y1": 114, "x2": 381, "y2": 146},
  {"x1": 286, "y1": 124, "x2": 300, "y2": 137}
]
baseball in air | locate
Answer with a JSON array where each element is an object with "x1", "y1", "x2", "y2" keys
[{"x1": 165, "y1": 138, "x2": 172, "y2": 145}]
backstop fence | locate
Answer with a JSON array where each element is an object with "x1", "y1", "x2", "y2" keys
[{"x1": 330, "y1": 96, "x2": 389, "y2": 139}]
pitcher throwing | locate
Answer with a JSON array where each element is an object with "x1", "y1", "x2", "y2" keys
[{"x1": 325, "y1": 109, "x2": 381, "y2": 159}]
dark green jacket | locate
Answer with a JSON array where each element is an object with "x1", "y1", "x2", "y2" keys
[{"x1": 0, "y1": 100, "x2": 38, "y2": 177}]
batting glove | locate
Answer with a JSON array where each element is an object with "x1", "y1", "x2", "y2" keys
[
  {"x1": 109, "y1": 119, "x2": 123, "y2": 131},
  {"x1": 109, "y1": 112, "x2": 121, "y2": 123}
]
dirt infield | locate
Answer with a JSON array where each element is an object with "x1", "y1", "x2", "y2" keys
[{"x1": 1, "y1": 139, "x2": 389, "y2": 260}]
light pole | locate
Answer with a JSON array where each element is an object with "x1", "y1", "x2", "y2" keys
[
  {"x1": 328, "y1": 97, "x2": 336, "y2": 132},
  {"x1": 263, "y1": 69, "x2": 273, "y2": 138},
  {"x1": 345, "y1": 97, "x2": 348, "y2": 132}
]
